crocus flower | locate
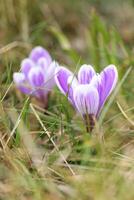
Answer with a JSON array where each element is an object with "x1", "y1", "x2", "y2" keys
[
  {"x1": 13, "y1": 46, "x2": 58, "y2": 107},
  {"x1": 55, "y1": 64, "x2": 118, "y2": 132}
]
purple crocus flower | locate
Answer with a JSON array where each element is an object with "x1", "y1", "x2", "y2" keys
[
  {"x1": 55, "y1": 64, "x2": 118, "y2": 132},
  {"x1": 13, "y1": 46, "x2": 58, "y2": 107}
]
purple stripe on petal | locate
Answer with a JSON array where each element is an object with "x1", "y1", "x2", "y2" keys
[
  {"x1": 73, "y1": 84, "x2": 99, "y2": 116},
  {"x1": 91, "y1": 65, "x2": 118, "y2": 116},
  {"x1": 13, "y1": 72, "x2": 31, "y2": 94},
  {"x1": 78, "y1": 64, "x2": 96, "y2": 84},
  {"x1": 28, "y1": 67, "x2": 45, "y2": 87},
  {"x1": 28, "y1": 67, "x2": 45, "y2": 98},
  {"x1": 29, "y1": 46, "x2": 52, "y2": 65},
  {"x1": 21, "y1": 58, "x2": 35, "y2": 77},
  {"x1": 37, "y1": 57, "x2": 48, "y2": 71}
]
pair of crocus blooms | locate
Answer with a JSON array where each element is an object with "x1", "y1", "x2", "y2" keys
[{"x1": 13, "y1": 46, "x2": 118, "y2": 132}]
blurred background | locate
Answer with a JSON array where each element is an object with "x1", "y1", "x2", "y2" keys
[{"x1": 0, "y1": 0, "x2": 134, "y2": 56}]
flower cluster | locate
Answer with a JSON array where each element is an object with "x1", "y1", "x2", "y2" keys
[
  {"x1": 13, "y1": 46, "x2": 118, "y2": 132},
  {"x1": 13, "y1": 46, "x2": 58, "y2": 106}
]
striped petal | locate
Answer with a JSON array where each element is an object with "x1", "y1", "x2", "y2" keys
[
  {"x1": 78, "y1": 64, "x2": 96, "y2": 84},
  {"x1": 13, "y1": 72, "x2": 31, "y2": 94},
  {"x1": 91, "y1": 64, "x2": 118, "y2": 115},
  {"x1": 37, "y1": 57, "x2": 48, "y2": 71},
  {"x1": 67, "y1": 75, "x2": 79, "y2": 106},
  {"x1": 28, "y1": 67, "x2": 46, "y2": 98},
  {"x1": 29, "y1": 46, "x2": 52, "y2": 65},
  {"x1": 73, "y1": 84, "x2": 99, "y2": 116},
  {"x1": 21, "y1": 58, "x2": 35, "y2": 77},
  {"x1": 55, "y1": 66, "x2": 73, "y2": 101}
]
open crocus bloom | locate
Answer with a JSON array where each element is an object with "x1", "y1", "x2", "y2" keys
[
  {"x1": 13, "y1": 46, "x2": 58, "y2": 105},
  {"x1": 55, "y1": 64, "x2": 118, "y2": 131}
]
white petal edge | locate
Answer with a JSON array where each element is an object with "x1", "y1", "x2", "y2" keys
[
  {"x1": 67, "y1": 75, "x2": 79, "y2": 90},
  {"x1": 13, "y1": 72, "x2": 26, "y2": 85}
]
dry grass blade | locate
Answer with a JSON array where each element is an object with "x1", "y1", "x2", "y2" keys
[
  {"x1": 7, "y1": 108, "x2": 47, "y2": 177},
  {"x1": 1, "y1": 82, "x2": 13, "y2": 102},
  {"x1": 117, "y1": 101, "x2": 134, "y2": 127},
  {"x1": 4, "y1": 114, "x2": 21, "y2": 149},
  {"x1": 30, "y1": 103, "x2": 76, "y2": 176},
  {"x1": 0, "y1": 41, "x2": 29, "y2": 55}
]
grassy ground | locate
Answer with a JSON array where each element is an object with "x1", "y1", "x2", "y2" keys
[{"x1": 0, "y1": 0, "x2": 134, "y2": 199}]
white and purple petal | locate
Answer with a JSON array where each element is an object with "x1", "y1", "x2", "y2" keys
[
  {"x1": 37, "y1": 57, "x2": 48, "y2": 71},
  {"x1": 91, "y1": 64, "x2": 118, "y2": 115},
  {"x1": 55, "y1": 66, "x2": 72, "y2": 94},
  {"x1": 13, "y1": 72, "x2": 31, "y2": 94},
  {"x1": 67, "y1": 75, "x2": 79, "y2": 106},
  {"x1": 29, "y1": 46, "x2": 52, "y2": 65},
  {"x1": 45, "y1": 61, "x2": 59, "y2": 91},
  {"x1": 78, "y1": 64, "x2": 96, "y2": 84},
  {"x1": 73, "y1": 84, "x2": 99, "y2": 116},
  {"x1": 28, "y1": 67, "x2": 46, "y2": 98},
  {"x1": 28, "y1": 67, "x2": 45, "y2": 87},
  {"x1": 67, "y1": 75, "x2": 79, "y2": 89},
  {"x1": 55, "y1": 66, "x2": 78, "y2": 105},
  {"x1": 21, "y1": 58, "x2": 35, "y2": 77}
]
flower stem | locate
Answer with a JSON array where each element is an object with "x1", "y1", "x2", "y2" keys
[{"x1": 84, "y1": 114, "x2": 96, "y2": 133}]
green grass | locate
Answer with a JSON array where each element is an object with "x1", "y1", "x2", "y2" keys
[{"x1": 0, "y1": 0, "x2": 134, "y2": 199}]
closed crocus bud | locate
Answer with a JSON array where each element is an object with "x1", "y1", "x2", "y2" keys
[
  {"x1": 13, "y1": 46, "x2": 59, "y2": 108},
  {"x1": 55, "y1": 64, "x2": 118, "y2": 133}
]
